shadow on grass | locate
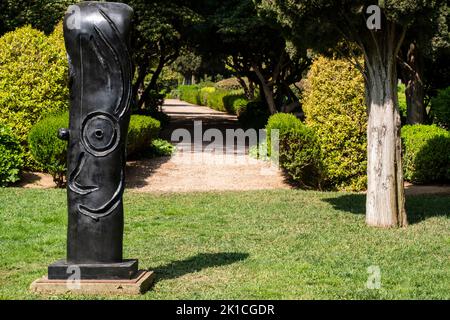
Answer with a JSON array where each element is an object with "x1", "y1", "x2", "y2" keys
[
  {"x1": 149, "y1": 252, "x2": 249, "y2": 284},
  {"x1": 323, "y1": 193, "x2": 450, "y2": 224}
]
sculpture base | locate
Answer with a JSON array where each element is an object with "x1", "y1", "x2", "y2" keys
[
  {"x1": 48, "y1": 259, "x2": 138, "y2": 280},
  {"x1": 30, "y1": 270, "x2": 154, "y2": 295}
]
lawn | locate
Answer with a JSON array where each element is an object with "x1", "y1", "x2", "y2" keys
[{"x1": 0, "y1": 188, "x2": 448, "y2": 300}]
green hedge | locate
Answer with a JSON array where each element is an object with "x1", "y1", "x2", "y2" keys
[
  {"x1": 302, "y1": 56, "x2": 367, "y2": 191},
  {"x1": 0, "y1": 24, "x2": 69, "y2": 167},
  {"x1": 178, "y1": 85, "x2": 248, "y2": 115},
  {"x1": 431, "y1": 86, "x2": 450, "y2": 129},
  {"x1": 0, "y1": 124, "x2": 23, "y2": 186},
  {"x1": 178, "y1": 85, "x2": 201, "y2": 105},
  {"x1": 28, "y1": 114, "x2": 161, "y2": 186},
  {"x1": 266, "y1": 113, "x2": 322, "y2": 189},
  {"x1": 127, "y1": 115, "x2": 161, "y2": 156},
  {"x1": 401, "y1": 124, "x2": 450, "y2": 184},
  {"x1": 28, "y1": 112, "x2": 68, "y2": 186}
]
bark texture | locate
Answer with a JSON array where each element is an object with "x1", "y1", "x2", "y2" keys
[{"x1": 364, "y1": 24, "x2": 408, "y2": 228}]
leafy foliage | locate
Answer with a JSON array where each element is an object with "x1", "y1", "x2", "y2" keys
[
  {"x1": 178, "y1": 85, "x2": 249, "y2": 114},
  {"x1": 150, "y1": 138, "x2": 175, "y2": 157},
  {"x1": 0, "y1": 0, "x2": 74, "y2": 35},
  {"x1": 397, "y1": 83, "x2": 408, "y2": 120},
  {"x1": 302, "y1": 56, "x2": 367, "y2": 191},
  {"x1": 28, "y1": 113, "x2": 68, "y2": 187},
  {"x1": 0, "y1": 25, "x2": 68, "y2": 163},
  {"x1": 401, "y1": 125, "x2": 450, "y2": 184},
  {"x1": 266, "y1": 113, "x2": 322, "y2": 188},
  {"x1": 178, "y1": 85, "x2": 202, "y2": 105},
  {"x1": 0, "y1": 125, "x2": 23, "y2": 186},
  {"x1": 431, "y1": 86, "x2": 450, "y2": 129},
  {"x1": 127, "y1": 115, "x2": 161, "y2": 157}
]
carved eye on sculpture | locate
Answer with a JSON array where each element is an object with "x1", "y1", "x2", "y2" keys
[{"x1": 81, "y1": 112, "x2": 120, "y2": 156}]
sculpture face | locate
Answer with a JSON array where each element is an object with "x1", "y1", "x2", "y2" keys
[{"x1": 62, "y1": 2, "x2": 133, "y2": 264}]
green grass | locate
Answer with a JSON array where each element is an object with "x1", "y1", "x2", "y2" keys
[{"x1": 0, "y1": 188, "x2": 449, "y2": 300}]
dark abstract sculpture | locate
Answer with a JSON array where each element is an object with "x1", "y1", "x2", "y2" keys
[{"x1": 48, "y1": 1, "x2": 136, "y2": 280}]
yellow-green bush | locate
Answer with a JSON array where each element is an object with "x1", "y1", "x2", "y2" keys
[
  {"x1": 199, "y1": 87, "x2": 216, "y2": 105},
  {"x1": 0, "y1": 24, "x2": 69, "y2": 149},
  {"x1": 0, "y1": 24, "x2": 69, "y2": 166},
  {"x1": 28, "y1": 112, "x2": 68, "y2": 187},
  {"x1": 179, "y1": 85, "x2": 201, "y2": 105},
  {"x1": 302, "y1": 56, "x2": 367, "y2": 191},
  {"x1": 401, "y1": 125, "x2": 450, "y2": 183},
  {"x1": 178, "y1": 85, "x2": 248, "y2": 115},
  {"x1": 0, "y1": 124, "x2": 23, "y2": 186},
  {"x1": 127, "y1": 115, "x2": 161, "y2": 156}
]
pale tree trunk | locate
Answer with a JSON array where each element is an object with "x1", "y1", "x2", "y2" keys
[
  {"x1": 252, "y1": 63, "x2": 277, "y2": 114},
  {"x1": 364, "y1": 25, "x2": 408, "y2": 228}
]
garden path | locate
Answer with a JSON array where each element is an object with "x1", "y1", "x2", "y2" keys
[
  {"x1": 17, "y1": 99, "x2": 450, "y2": 195},
  {"x1": 125, "y1": 99, "x2": 290, "y2": 192}
]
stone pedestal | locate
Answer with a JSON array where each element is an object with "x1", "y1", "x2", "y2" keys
[
  {"x1": 30, "y1": 270, "x2": 154, "y2": 295},
  {"x1": 48, "y1": 259, "x2": 139, "y2": 280}
]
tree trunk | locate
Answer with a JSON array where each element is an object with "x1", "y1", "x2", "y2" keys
[
  {"x1": 253, "y1": 64, "x2": 277, "y2": 114},
  {"x1": 404, "y1": 42, "x2": 426, "y2": 124},
  {"x1": 364, "y1": 33, "x2": 408, "y2": 228},
  {"x1": 248, "y1": 81, "x2": 255, "y2": 100},
  {"x1": 137, "y1": 58, "x2": 165, "y2": 109},
  {"x1": 260, "y1": 81, "x2": 277, "y2": 114}
]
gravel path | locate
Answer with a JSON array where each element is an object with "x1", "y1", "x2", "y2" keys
[{"x1": 126, "y1": 99, "x2": 290, "y2": 192}]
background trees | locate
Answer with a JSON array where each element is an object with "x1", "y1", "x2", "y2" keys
[
  {"x1": 0, "y1": 0, "x2": 448, "y2": 228},
  {"x1": 191, "y1": 0, "x2": 310, "y2": 114},
  {"x1": 0, "y1": 0, "x2": 73, "y2": 35},
  {"x1": 124, "y1": 0, "x2": 202, "y2": 112},
  {"x1": 259, "y1": 0, "x2": 448, "y2": 227}
]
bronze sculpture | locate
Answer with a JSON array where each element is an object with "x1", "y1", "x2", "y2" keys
[{"x1": 48, "y1": 1, "x2": 137, "y2": 280}]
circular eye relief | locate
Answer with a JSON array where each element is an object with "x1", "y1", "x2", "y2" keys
[
  {"x1": 94, "y1": 129, "x2": 104, "y2": 139},
  {"x1": 82, "y1": 113, "x2": 120, "y2": 156}
]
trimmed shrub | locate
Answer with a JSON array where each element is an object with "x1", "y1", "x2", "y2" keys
[
  {"x1": 28, "y1": 112, "x2": 68, "y2": 187},
  {"x1": 207, "y1": 89, "x2": 228, "y2": 112},
  {"x1": 215, "y1": 77, "x2": 243, "y2": 91},
  {"x1": 127, "y1": 115, "x2": 161, "y2": 156},
  {"x1": 302, "y1": 56, "x2": 367, "y2": 191},
  {"x1": 199, "y1": 87, "x2": 216, "y2": 105},
  {"x1": 222, "y1": 93, "x2": 248, "y2": 114},
  {"x1": 279, "y1": 128, "x2": 323, "y2": 189},
  {"x1": 265, "y1": 113, "x2": 322, "y2": 188},
  {"x1": 150, "y1": 138, "x2": 175, "y2": 157},
  {"x1": 178, "y1": 85, "x2": 249, "y2": 115},
  {"x1": 29, "y1": 114, "x2": 161, "y2": 186},
  {"x1": 0, "y1": 124, "x2": 23, "y2": 186},
  {"x1": 0, "y1": 25, "x2": 69, "y2": 146},
  {"x1": 397, "y1": 83, "x2": 408, "y2": 120},
  {"x1": 266, "y1": 113, "x2": 304, "y2": 139},
  {"x1": 238, "y1": 101, "x2": 270, "y2": 130},
  {"x1": 179, "y1": 85, "x2": 201, "y2": 105},
  {"x1": 431, "y1": 86, "x2": 450, "y2": 129},
  {"x1": 401, "y1": 124, "x2": 450, "y2": 184}
]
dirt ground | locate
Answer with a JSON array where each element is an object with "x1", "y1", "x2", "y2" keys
[{"x1": 16, "y1": 99, "x2": 450, "y2": 196}]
